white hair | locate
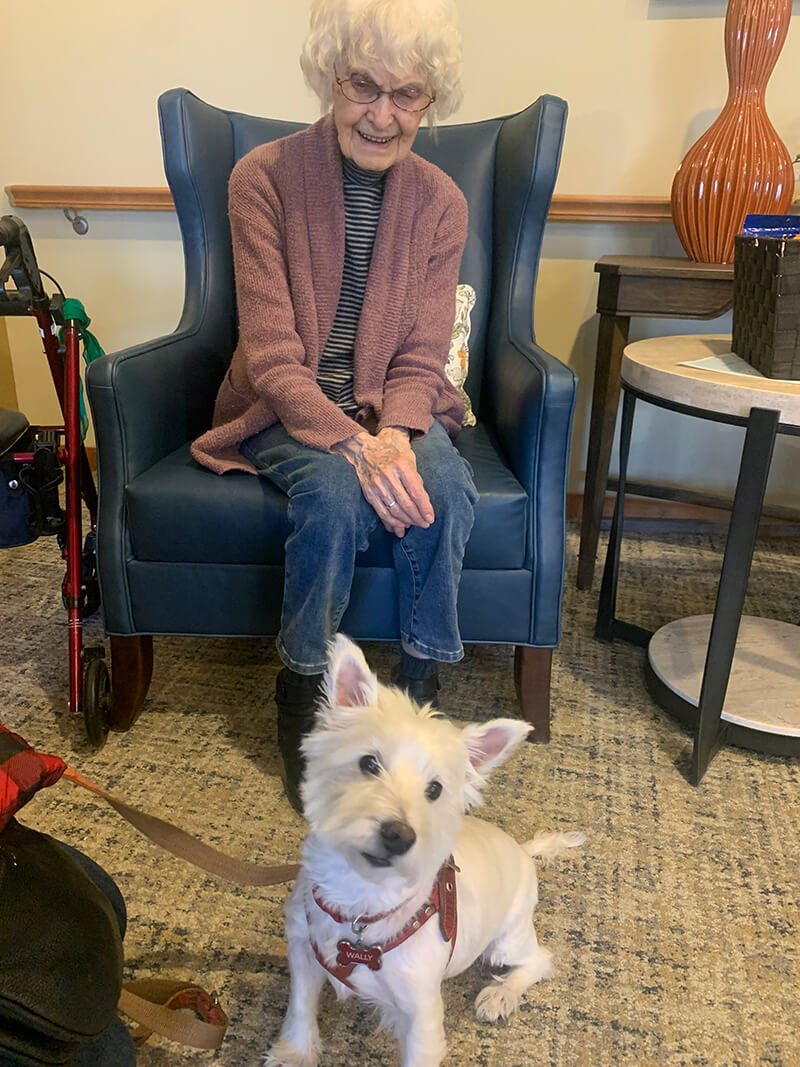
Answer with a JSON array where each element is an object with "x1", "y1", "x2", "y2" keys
[{"x1": 300, "y1": 0, "x2": 463, "y2": 126}]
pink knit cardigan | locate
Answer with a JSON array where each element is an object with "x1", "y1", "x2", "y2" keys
[{"x1": 190, "y1": 114, "x2": 468, "y2": 475}]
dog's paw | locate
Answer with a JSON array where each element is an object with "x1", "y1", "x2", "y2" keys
[
  {"x1": 263, "y1": 1039, "x2": 319, "y2": 1067},
  {"x1": 474, "y1": 981, "x2": 521, "y2": 1023}
]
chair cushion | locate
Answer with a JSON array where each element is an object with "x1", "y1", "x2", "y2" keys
[{"x1": 126, "y1": 423, "x2": 527, "y2": 570}]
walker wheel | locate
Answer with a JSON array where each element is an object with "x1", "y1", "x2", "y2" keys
[{"x1": 82, "y1": 654, "x2": 111, "y2": 748}]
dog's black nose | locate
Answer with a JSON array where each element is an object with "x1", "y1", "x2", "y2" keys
[{"x1": 380, "y1": 820, "x2": 416, "y2": 856}]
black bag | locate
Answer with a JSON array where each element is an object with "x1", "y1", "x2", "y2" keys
[
  {"x1": 0, "y1": 409, "x2": 65, "y2": 549},
  {"x1": 0, "y1": 820, "x2": 124, "y2": 1065},
  {"x1": 0, "y1": 410, "x2": 35, "y2": 549},
  {"x1": 0, "y1": 724, "x2": 228, "y2": 1061}
]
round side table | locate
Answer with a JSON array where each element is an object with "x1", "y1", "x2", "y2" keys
[{"x1": 595, "y1": 334, "x2": 800, "y2": 784}]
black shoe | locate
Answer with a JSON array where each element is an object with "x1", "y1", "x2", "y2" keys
[
  {"x1": 392, "y1": 669, "x2": 441, "y2": 708},
  {"x1": 275, "y1": 668, "x2": 323, "y2": 814}
]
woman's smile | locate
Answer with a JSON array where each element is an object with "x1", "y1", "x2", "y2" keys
[{"x1": 357, "y1": 130, "x2": 396, "y2": 145}]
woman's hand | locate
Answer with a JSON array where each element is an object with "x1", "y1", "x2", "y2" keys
[{"x1": 333, "y1": 427, "x2": 434, "y2": 537}]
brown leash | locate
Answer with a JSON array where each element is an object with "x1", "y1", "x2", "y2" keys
[
  {"x1": 63, "y1": 767, "x2": 301, "y2": 885},
  {"x1": 61, "y1": 767, "x2": 301, "y2": 1049},
  {"x1": 119, "y1": 981, "x2": 229, "y2": 1050}
]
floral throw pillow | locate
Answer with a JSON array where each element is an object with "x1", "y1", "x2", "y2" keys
[{"x1": 445, "y1": 284, "x2": 477, "y2": 427}]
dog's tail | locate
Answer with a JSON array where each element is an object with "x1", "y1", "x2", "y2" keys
[{"x1": 523, "y1": 831, "x2": 586, "y2": 865}]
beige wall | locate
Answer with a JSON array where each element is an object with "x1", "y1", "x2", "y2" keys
[
  {"x1": 4, "y1": 0, "x2": 800, "y2": 500},
  {"x1": 0, "y1": 321, "x2": 18, "y2": 409}
]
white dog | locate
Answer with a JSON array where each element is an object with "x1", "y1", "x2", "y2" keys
[{"x1": 265, "y1": 635, "x2": 584, "y2": 1067}]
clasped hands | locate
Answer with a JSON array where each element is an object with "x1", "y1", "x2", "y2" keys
[{"x1": 333, "y1": 427, "x2": 433, "y2": 537}]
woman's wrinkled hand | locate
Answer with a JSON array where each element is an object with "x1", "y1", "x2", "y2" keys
[{"x1": 333, "y1": 427, "x2": 434, "y2": 537}]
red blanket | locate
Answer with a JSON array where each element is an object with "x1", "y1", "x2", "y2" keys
[{"x1": 0, "y1": 724, "x2": 66, "y2": 831}]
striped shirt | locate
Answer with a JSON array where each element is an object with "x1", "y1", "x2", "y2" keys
[{"x1": 316, "y1": 155, "x2": 386, "y2": 415}]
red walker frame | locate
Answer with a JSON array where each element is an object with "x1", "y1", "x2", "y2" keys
[{"x1": 2, "y1": 215, "x2": 110, "y2": 744}]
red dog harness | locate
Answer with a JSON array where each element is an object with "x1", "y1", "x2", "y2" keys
[{"x1": 309, "y1": 859, "x2": 459, "y2": 990}]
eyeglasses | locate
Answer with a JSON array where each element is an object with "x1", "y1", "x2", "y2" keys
[{"x1": 335, "y1": 71, "x2": 435, "y2": 113}]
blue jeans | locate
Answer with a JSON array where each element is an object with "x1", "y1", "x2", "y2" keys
[{"x1": 241, "y1": 420, "x2": 477, "y2": 674}]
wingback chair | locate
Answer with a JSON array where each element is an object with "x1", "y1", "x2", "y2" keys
[{"x1": 86, "y1": 88, "x2": 576, "y2": 741}]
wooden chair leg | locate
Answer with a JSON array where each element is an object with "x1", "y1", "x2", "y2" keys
[
  {"x1": 514, "y1": 646, "x2": 552, "y2": 743},
  {"x1": 109, "y1": 635, "x2": 153, "y2": 731}
]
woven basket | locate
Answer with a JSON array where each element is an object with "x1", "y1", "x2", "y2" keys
[{"x1": 732, "y1": 234, "x2": 800, "y2": 379}]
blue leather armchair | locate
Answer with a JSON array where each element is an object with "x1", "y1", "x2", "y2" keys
[{"x1": 87, "y1": 88, "x2": 575, "y2": 740}]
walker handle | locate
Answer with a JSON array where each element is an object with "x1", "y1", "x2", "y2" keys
[
  {"x1": 0, "y1": 214, "x2": 49, "y2": 312},
  {"x1": 0, "y1": 216, "x2": 21, "y2": 248}
]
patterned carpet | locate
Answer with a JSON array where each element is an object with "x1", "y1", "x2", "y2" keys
[{"x1": 1, "y1": 524, "x2": 798, "y2": 1066}]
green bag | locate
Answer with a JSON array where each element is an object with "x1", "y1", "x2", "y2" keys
[{"x1": 56, "y1": 298, "x2": 105, "y2": 441}]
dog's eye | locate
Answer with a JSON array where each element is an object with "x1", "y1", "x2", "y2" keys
[
  {"x1": 425, "y1": 780, "x2": 443, "y2": 801},
  {"x1": 359, "y1": 754, "x2": 381, "y2": 776}
]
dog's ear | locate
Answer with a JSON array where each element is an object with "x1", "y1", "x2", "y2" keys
[
  {"x1": 462, "y1": 719, "x2": 532, "y2": 776},
  {"x1": 324, "y1": 634, "x2": 379, "y2": 708}
]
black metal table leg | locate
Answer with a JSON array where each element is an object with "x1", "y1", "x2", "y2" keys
[
  {"x1": 690, "y1": 406, "x2": 780, "y2": 784},
  {"x1": 595, "y1": 389, "x2": 652, "y2": 647}
]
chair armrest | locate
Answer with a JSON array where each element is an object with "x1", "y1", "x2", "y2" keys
[
  {"x1": 87, "y1": 329, "x2": 227, "y2": 484},
  {"x1": 87, "y1": 330, "x2": 227, "y2": 634},
  {"x1": 485, "y1": 336, "x2": 576, "y2": 496},
  {"x1": 483, "y1": 337, "x2": 575, "y2": 646}
]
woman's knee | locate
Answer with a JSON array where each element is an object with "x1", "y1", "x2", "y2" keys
[
  {"x1": 424, "y1": 472, "x2": 477, "y2": 539},
  {"x1": 287, "y1": 458, "x2": 373, "y2": 533},
  {"x1": 282, "y1": 451, "x2": 354, "y2": 502},
  {"x1": 415, "y1": 425, "x2": 476, "y2": 495},
  {"x1": 418, "y1": 449, "x2": 477, "y2": 520}
]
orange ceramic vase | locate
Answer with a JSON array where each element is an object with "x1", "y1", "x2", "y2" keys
[{"x1": 670, "y1": 0, "x2": 794, "y2": 264}]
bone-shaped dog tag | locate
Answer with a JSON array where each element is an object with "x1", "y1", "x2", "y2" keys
[{"x1": 336, "y1": 939, "x2": 383, "y2": 971}]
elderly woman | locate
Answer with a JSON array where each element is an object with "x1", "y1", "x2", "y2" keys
[{"x1": 191, "y1": 0, "x2": 477, "y2": 811}]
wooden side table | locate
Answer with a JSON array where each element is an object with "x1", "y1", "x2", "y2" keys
[
  {"x1": 577, "y1": 256, "x2": 735, "y2": 590},
  {"x1": 595, "y1": 334, "x2": 800, "y2": 784}
]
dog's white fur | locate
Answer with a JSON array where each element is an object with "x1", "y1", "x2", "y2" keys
[{"x1": 265, "y1": 636, "x2": 584, "y2": 1067}]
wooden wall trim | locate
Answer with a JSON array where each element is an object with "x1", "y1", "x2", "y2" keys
[
  {"x1": 5, "y1": 185, "x2": 673, "y2": 223},
  {"x1": 565, "y1": 492, "x2": 727, "y2": 523},
  {"x1": 6, "y1": 186, "x2": 175, "y2": 212},
  {"x1": 565, "y1": 492, "x2": 800, "y2": 533},
  {"x1": 548, "y1": 195, "x2": 672, "y2": 223}
]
